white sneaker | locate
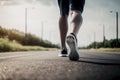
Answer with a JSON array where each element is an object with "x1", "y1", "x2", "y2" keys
[{"x1": 66, "y1": 33, "x2": 79, "y2": 61}]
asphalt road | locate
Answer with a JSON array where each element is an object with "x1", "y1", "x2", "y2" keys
[{"x1": 0, "y1": 51, "x2": 120, "y2": 80}]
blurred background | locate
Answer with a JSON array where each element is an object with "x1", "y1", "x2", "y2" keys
[{"x1": 0, "y1": 0, "x2": 120, "y2": 51}]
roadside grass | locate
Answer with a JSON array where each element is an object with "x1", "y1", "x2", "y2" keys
[
  {"x1": 88, "y1": 48, "x2": 120, "y2": 53},
  {"x1": 0, "y1": 38, "x2": 57, "y2": 52}
]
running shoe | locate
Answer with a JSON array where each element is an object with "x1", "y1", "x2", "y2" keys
[
  {"x1": 66, "y1": 33, "x2": 79, "y2": 61},
  {"x1": 58, "y1": 49, "x2": 68, "y2": 57}
]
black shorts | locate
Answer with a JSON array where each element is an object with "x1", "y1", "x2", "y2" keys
[{"x1": 58, "y1": 0, "x2": 85, "y2": 15}]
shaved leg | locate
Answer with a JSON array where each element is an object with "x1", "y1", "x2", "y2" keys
[
  {"x1": 70, "y1": 10, "x2": 83, "y2": 36},
  {"x1": 59, "y1": 15, "x2": 68, "y2": 50}
]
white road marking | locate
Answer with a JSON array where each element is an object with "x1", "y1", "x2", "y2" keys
[{"x1": 0, "y1": 54, "x2": 34, "y2": 60}]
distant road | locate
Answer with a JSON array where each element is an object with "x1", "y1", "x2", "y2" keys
[{"x1": 0, "y1": 51, "x2": 120, "y2": 80}]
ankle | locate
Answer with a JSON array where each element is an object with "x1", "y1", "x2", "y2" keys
[
  {"x1": 62, "y1": 47, "x2": 67, "y2": 50},
  {"x1": 70, "y1": 33, "x2": 77, "y2": 42}
]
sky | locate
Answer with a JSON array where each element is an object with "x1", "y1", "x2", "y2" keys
[{"x1": 0, "y1": 0, "x2": 120, "y2": 47}]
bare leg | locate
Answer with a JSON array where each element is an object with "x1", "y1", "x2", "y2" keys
[
  {"x1": 70, "y1": 10, "x2": 83, "y2": 36},
  {"x1": 59, "y1": 15, "x2": 68, "y2": 50},
  {"x1": 66, "y1": 10, "x2": 83, "y2": 60}
]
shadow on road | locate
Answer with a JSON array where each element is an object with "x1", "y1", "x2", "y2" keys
[{"x1": 78, "y1": 57, "x2": 120, "y2": 65}]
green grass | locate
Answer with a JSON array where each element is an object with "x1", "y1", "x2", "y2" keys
[
  {"x1": 0, "y1": 38, "x2": 57, "y2": 52},
  {"x1": 88, "y1": 48, "x2": 120, "y2": 52},
  {"x1": 0, "y1": 26, "x2": 59, "y2": 48}
]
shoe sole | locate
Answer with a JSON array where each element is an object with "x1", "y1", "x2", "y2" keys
[
  {"x1": 67, "y1": 36, "x2": 79, "y2": 61},
  {"x1": 58, "y1": 54, "x2": 68, "y2": 57}
]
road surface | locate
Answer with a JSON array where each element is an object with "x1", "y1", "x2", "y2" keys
[{"x1": 0, "y1": 51, "x2": 120, "y2": 80}]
